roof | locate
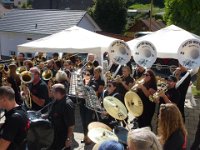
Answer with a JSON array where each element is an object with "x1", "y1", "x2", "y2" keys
[
  {"x1": 141, "y1": 18, "x2": 165, "y2": 31},
  {"x1": 0, "y1": 9, "x2": 89, "y2": 34}
]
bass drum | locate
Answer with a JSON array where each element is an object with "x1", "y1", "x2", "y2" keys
[{"x1": 27, "y1": 111, "x2": 54, "y2": 150}]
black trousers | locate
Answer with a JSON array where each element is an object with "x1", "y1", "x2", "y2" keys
[{"x1": 191, "y1": 115, "x2": 200, "y2": 150}]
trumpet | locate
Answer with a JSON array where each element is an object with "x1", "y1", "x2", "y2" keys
[
  {"x1": 149, "y1": 83, "x2": 168, "y2": 102},
  {"x1": 114, "y1": 75, "x2": 124, "y2": 82},
  {"x1": 130, "y1": 77, "x2": 145, "y2": 91},
  {"x1": 20, "y1": 71, "x2": 34, "y2": 109}
]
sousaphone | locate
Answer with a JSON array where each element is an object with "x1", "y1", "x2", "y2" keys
[
  {"x1": 108, "y1": 40, "x2": 131, "y2": 65},
  {"x1": 124, "y1": 41, "x2": 157, "y2": 117},
  {"x1": 133, "y1": 40, "x2": 157, "y2": 68},
  {"x1": 107, "y1": 40, "x2": 131, "y2": 77},
  {"x1": 176, "y1": 39, "x2": 200, "y2": 88},
  {"x1": 178, "y1": 39, "x2": 200, "y2": 69}
]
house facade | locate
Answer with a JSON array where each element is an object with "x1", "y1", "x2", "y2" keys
[
  {"x1": 32, "y1": 0, "x2": 93, "y2": 10},
  {"x1": 0, "y1": 9, "x2": 101, "y2": 58}
]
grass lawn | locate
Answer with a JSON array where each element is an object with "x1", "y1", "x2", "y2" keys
[
  {"x1": 191, "y1": 85, "x2": 200, "y2": 97},
  {"x1": 129, "y1": 3, "x2": 164, "y2": 14}
]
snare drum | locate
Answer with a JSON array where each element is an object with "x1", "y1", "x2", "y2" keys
[
  {"x1": 27, "y1": 111, "x2": 54, "y2": 150},
  {"x1": 113, "y1": 126, "x2": 128, "y2": 145}
]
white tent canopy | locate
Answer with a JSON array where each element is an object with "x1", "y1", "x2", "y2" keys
[
  {"x1": 127, "y1": 25, "x2": 200, "y2": 59},
  {"x1": 18, "y1": 26, "x2": 118, "y2": 63}
]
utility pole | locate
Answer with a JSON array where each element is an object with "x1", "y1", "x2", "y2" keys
[{"x1": 149, "y1": 0, "x2": 153, "y2": 31}]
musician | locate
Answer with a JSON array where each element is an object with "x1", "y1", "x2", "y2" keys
[
  {"x1": 157, "y1": 75, "x2": 180, "y2": 105},
  {"x1": 46, "y1": 59, "x2": 56, "y2": 77},
  {"x1": 63, "y1": 60, "x2": 73, "y2": 79},
  {"x1": 118, "y1": 66, "x2": 134, "y2": 99},
  {"x1": 100, "y1": 80, "x2": 123, "y2": 128},
  {"x1": 34, "y1": 52, "x2": 46, "y2": 64},
  {"x1": 87, "y1": 53, "x2": 99, "y2": 74},
  {"x1": 89, "y1": 66, "x2": 105, "y2": 98},
  {"x1": 55, "y1": 70, "x2": 69, "y2": 92},
  {"x1": 54, "y1": 59, "x2": 63, "y2": 71},
  {"x1": 109, "y1": 62, "x2": 123, "y2": 76},
  {"x1": 132, "y1": 64, "x2": 145, "y2": 80},
  {"x1": 174, "y1": 64, "x2": 191, "y2": 122},
  {"x1": 52, "y1": 52, "x2": 59, "y2": 61},
  {"x1": 136, "y1": 69, "x2": 157, "y2": 128},
  {"x1": 48, "y1": 84, "x2": 75, "y2": 150},
  {"x1": 7, "y1": 64, "x2": 22, "y2": 105},
  {"x1": 16, "y1": 53, "x2": 25, "y2": 67},
  {"x1": 74, "y1": 57, "x2": 83, "y2": 69},
  {"x1": 0, "y1": 86, "x2": 29, "y2": 150},
  {"x1": 28, "y1": 67, "x2": 49, "y2": 111},
  {"x1": 23, "y1": 60, "x2": 34, "y2": 71}
]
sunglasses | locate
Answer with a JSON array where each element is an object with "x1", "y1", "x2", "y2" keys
[
  {"x1": 107, "y1": 84, "x2": 112, "y2": 87},
  {"x1": 86, "y1": 73, "x2": 90, "y2": 76},
  {"x1": 143, "y1": 73, "x2": 150, "y2": 77}
]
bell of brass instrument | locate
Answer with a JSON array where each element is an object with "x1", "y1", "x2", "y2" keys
[
  {"x1": 0, "y1": 64, "x2": 5, "y2": 72},
  {"x1": 16, "y1": 66, "x2": 27, "y2": 75},
  {"x1": 20, "y1": 71, "x2": 34, "y2": 109},
  {"x1": 42, "y1": 69, "x2": 53, "y2": 81},
  {"x1": 86, "y1": 62, "x2": 94, "y2": 70}
]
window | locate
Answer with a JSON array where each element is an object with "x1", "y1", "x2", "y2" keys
[{"x1": 10, "y1": 51, "x2": 15, "y2": 55}]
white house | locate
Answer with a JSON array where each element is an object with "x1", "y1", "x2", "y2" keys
[
  {"x1": 0, "y1": 9, "x2": 101, "y2": 58},
  {"x1": 14, "y1": 0, "x2": 28, "y2": 7}
]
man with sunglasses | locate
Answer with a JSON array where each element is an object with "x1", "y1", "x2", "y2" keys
[{"x1": 158, "y1": 75, "x2": 180, "y2": 106}]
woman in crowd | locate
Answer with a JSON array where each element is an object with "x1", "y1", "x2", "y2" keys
[
  {"x1": 127, "y1": 127, "x2": 162, "y2": 150},
  {"x1": 136, "y1": 69, "x2": 157, "y2": 128},
  {"x1": 100, "y1": 80, "x2": 123, "y2": 128},
  {"x1": 157, "y1": 103, "x2": 187, "y2": 150}
]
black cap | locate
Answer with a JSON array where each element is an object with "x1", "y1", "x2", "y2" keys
[{"x1": 165, "y1": 75, "x2": 177, "y2": 82}]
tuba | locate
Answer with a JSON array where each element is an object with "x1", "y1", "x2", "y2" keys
[
  {"x1": 133, "y1": 41, "x2": 157, "y2": 69},
  {"x1": 106, "y1": 40, "x2": 131, "y2": 79},
  {"x1": 20, "y1": 71, "x2": 34, "y2": 109},
  {"x1": 176, "y1": 39, "x2": 200, "y2": 88},
  {"x1": 108, "y1": 40, "x2": 132, "y2": 66}
]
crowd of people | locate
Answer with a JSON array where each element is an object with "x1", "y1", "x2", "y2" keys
[{"x1": 0, "y1": 51, "x2": 199, "y2": 150}]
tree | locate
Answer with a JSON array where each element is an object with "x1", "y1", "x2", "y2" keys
[
  {"x1": 164, "y1": 0, "x2": 200, "y2": 35},
  {"x1": 164, "y1": 0, "x2": 200, "y2": 90},
  {"x1": 89, "y1": 0, "x2": 127, "y2": 34}
]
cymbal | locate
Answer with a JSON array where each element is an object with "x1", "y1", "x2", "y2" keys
[
  {"x1": 124, "y1": 91, "x2": 143, "y2": 117},
  {"x1": 88, "y1": 127, "x2": 118, "y2": 144},
  {"x1": 103, "y1": 96, "x2": 128, "y2": 120},
  {"x1": 88, "y1": 122, "x2": 112, "y2": 131}
]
